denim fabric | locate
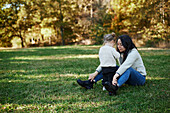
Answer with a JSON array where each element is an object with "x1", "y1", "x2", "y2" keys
[
  {"x1": 117, "y1": 67, "x2": 146, "y2": 87},
  {"x1": 94, "y1": 72, "x2": 103, "y2": 82},
  {"x1": 94, "y1": 67, "x2": 145, "y2": 87},
  {"x1": 94, "y1": 66, "x2": 118, "y2": 82}
]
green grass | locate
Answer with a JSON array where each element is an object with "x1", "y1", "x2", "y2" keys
[{"x1": 0, "y1": 45, "x2": 169, "y2": 112}]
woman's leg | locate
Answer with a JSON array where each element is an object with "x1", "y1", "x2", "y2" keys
[
  {"x1": 93, "y1": 72, "x2": 103, "y2": 82},
  {"x1": 117, "y1": 67, "x2": 146, "y2": 87}
]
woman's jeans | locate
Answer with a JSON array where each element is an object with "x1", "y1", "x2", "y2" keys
[{"x1": 94, "y1": 67, "x2": 145, "y2": 87}]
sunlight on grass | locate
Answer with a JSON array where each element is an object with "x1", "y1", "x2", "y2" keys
[
  {"x1": 11, "y1": 54, "x2": 98, "y2": 60},
  {"x1": 11, "y1": 56, "x2": 58, "y2": 60},
  {"x1": 20, "y1": 73, "x2": 88, "y2": 79},
  {"x1": 0, "y1": 70, "x2": 26, "y2": 74},
  {"x1": 52, "y1": 45, "x2": 101, "y2": 49},
  {"x1": 10, "y1": 61, "x2": 28, "y2": 64},
  {"x1": 72, "y1": 55, "x2": 98, "y2": 58},
  {"x1": 0, "y1": 99, "x2": 118, "y2": 112},
  {"x1": 138, "y1": 48, "x2": 169, "y2": 50},
  {"x1": 1, "y1": 73, "x2": 89, "y2": 84},
  {"x1": 141, "y1": 50, "x2": 170, "y2": 56},
  {"x1": 12, "y1": 70, "x2": 26, "y2": 73},
  {"x1": 0, "y1": 46, "x2": 169, "y2": 112},
  {"x1": 0, "y1": 48, "x2": 37, "y2": 52},
  {"x1": 0, "y1": 103, "x2": 47, "y2": 112},
  {"x1": 146, "y1": 76, "x2": 169, "y2": 80},
  {"x1": 59, "y1": 74, "x2": 88, "y2": 78}
]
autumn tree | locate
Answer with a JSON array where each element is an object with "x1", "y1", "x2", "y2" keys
[
  {"x1": 40, "y1": 0, "x2": 81, "y2": 45},
  {"x1": 0, "y1": 0, "x2": 36, "y2": 47},
  {"x1": 109, "y1": 0, "x2": 169, "y2": 46},
  {"x1": 0, "y1": 0, "x2": 169, "y2": 47}
]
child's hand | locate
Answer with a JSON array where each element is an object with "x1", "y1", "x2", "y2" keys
[{"x1": 88, "y1": 71, "x2": 98, "y2": 82}]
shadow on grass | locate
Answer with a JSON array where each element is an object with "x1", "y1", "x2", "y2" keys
[
  {"x1": 0, "y1": 47, "x2": 169, "y2": 112},
  {"x1": 0, "y1": 75, "x2": 169, "y2": 112},
  {"x1": 0, "y1": 58, "x2": 99, "y2": 77},
  {"x1": 0, "y1": 47, "x2": 98, "y2": 59},
  {"x1": 1, "y1": 75, "x2": 169, "y2": 100}
]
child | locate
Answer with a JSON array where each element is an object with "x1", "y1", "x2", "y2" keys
[{"x1": 99, "y1": 32, "x2": 120, "y2": 95}]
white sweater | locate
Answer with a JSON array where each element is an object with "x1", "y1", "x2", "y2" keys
[
  {"x1": 96, "y1": 48, "x2": 147, "y2": 76},
  {"x1": 99, "y1": 45, "x2": 120, "y2": 67}
]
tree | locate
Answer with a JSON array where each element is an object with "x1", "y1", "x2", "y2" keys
[
  {"x1": 0, "y1": 0, "x2": 35, "y2": 47},
  {"x1": 33, "y1": 0, "x2": 47, "y2": 41},
  {"x1": 41, "y1": 0, "x2": 81, "y2": 45},
  {"x1": 0, "y1": 0, "x2": 169, "y2": 47},
  {"x1": 0, "y1": 0, "x2": 18, "y2": 47},
  {"x1": 100, "y1": 0, "x2": 169, "y2": 46}
]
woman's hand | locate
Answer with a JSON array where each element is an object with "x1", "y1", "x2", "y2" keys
[
  {"x1": 112, "y1": 73, "x2": 119, "y2": 85},
  {"x1": 88, "y1": 71, "x2": 98, "y2": 82},
  {"x1": 112, "y1": 77, "x2": 117, "y2": 85}
]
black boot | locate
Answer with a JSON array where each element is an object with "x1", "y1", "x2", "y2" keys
[
  {"x1": 77, "y1": 79, "x2": 94, "y2": 89},
  {"x1": 103, "y1": 81, "x2": 118, "y2": 95}
]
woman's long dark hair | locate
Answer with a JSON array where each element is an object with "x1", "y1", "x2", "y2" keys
[{"x1": 116, "y1": 35, "x2": 137, "y2": 63}]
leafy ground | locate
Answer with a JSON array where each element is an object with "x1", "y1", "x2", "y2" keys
[{"x1": 0, "y1": 45, "x2": 169, "y2": 112}]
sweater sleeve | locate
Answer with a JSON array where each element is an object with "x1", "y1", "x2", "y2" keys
[
  {"x1": 112, "y1": 48, "x2": 120, "y2": 59},
  {"x1": 116, "y1": 49, "x2": 138, "y2": 75},
  {"x1": 96, "y1": 64, "x2": 102, "y2": 72}
]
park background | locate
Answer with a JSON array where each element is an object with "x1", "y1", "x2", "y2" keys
[
  {"x1": 0, "y1": 0, "x2": 170, "y2": 112},
  {"x1": 0, "y1": 0, "x2": 169, "y2": 48}
]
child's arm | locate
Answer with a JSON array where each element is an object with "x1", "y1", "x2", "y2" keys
[{"x1": 112, "y1": 48, "x2": 120, "y2": 59}]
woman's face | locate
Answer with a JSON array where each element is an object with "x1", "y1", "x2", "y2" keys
[{"x1": 117, "y1": 39, "x2": 126, "y2": 52}]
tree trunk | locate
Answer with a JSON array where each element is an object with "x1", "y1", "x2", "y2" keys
[
  {"x1": 19, "y1": 31, "x2": 24, "y2": 48},
  {"x1": 20, "y1": 36, "x2": 24, "y2": 48},
  {"x1": 41, "y1": 34, "x2": 44, "y2": 41},
  {"x1": 59, "y1": 1, "x2": 65, "y2": 45},
  {"x1": 60, "y1": 26, "x2": 65, "y2": 45},
  {"x1": 90, "y1": 0, "x2": 93, "y2": 18}
]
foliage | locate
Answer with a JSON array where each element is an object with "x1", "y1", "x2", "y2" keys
[
  {"x1": 0, "y1": 0, "x2": 35, "y2": 47},
  {"x1": 0, "y1": 0, "x2": 169, "y2": 47},
  {"x1": 0, "y1": 46, "x2": 170, "y2": 112},
  {"x1": 90, "y1": 0, "x2": 114, "y2": 44}
]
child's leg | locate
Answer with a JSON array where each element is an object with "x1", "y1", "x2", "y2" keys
[
  {"x1": 108, "y1": 72, "x2": 114, "y2": 84},
  {"x1": 102, "y1": 73, "x2": 108, "y2": 86}
]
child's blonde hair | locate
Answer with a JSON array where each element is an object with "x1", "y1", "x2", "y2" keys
[{"x1": 103, "y1": 32, "x2": 116, "y2": 43}]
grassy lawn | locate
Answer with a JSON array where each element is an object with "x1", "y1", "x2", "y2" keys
[{"x1": 0, "y1": 45, "x2": 169, "y2": 112}]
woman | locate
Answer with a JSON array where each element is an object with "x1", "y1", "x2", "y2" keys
[{"x1": 77, "y1": 35, "x2": 146, "y2": 95}]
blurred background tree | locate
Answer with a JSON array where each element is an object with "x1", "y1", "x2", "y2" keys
[{"x1": 0, "y1": 0, "x2": 169, "y2": 47}]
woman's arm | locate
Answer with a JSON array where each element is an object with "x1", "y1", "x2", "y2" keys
[
  {"x1": 112, "y1": 49, "x2": 138, "y2": 85},
  {"x1": 112, "y1": 73, "x2": 120, "y2": 85},
  {"x1": 116, "y1": 49, "x2": 138, "y2": 75}
]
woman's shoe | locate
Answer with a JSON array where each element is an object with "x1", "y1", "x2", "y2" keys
[
  {"x1": 103, "y1": 81, "x2": 118, "y2": 95},
  {"x1": 109, "y1": 92, "x2": 115, "y2": 96},
  {"x1": 77, "y1": 79, "x2": 94, "y2": 89}
]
